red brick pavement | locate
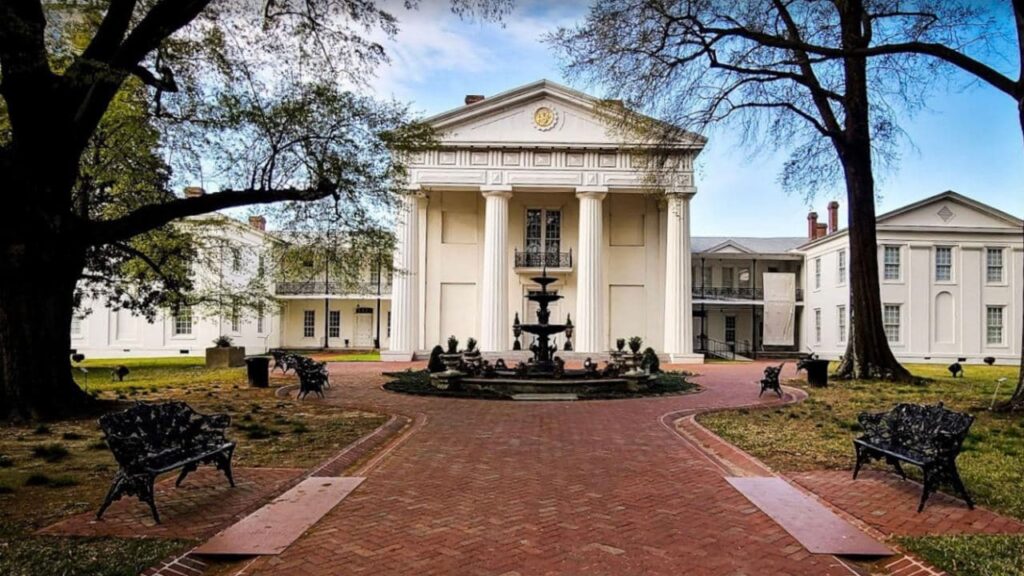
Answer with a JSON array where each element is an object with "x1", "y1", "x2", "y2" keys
[
  {"x1": 237, "y1": 362, "x2": 860, "y2": 576},
  {"x1": 791, "y1": 469, "x2": 1024, "y2": 538},
  {"x1": 41, "y1": 467, "x2": 304, "y2": 540}
]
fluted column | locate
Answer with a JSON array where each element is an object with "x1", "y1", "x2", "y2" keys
[
  {"x1": 385, "y1": 191, "x2": 422, "y2": 361},
  {"x1": 480, "y1": 187, "x2": 512, "y2": 351},
  {"x1": 575, "y1": 188, "x2": 607, "y2": 353},
  {"x1": 664, "y1": 190, "x2": 701, "y2": 362}
]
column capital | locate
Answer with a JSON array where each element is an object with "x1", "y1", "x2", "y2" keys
[
  {"x1": 575, "y1": 186, "x2": 608, "y2": 200},
  {"x1": 402, "y1": 185, "x2": 426, "y2": 199},
  {"x1": 481, "y1": 185, "x2": 513, "y2": 199},
  {"x1": 665, "y1": 186, "x2": 696, "y2": 199}
]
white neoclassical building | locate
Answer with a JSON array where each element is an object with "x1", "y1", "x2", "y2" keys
[{"x1": 383, "y1": 80, "x2": 709, "y2": 362}]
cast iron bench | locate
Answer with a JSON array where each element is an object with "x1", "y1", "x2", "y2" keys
[
  {"x1": 97, "y1": 401, "x2": 236, "y2": 523},
  {"x1": 759, "y1": 363, "x2": 785, "y2": 397},
  {"x1": 853, "y1": 402, "x2": 974, "y2": 512},
  {"x1": 293, "y1": 356, "x2": 329, "y2": 399},
  {"x1": 271, "y1": 349, "x2": 295, "y2": 374}
]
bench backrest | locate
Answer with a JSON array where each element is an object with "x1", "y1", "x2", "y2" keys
[
  {"x1": 878, "y1": 403, "x2": 974, "y2": 455},
  {"x1": 99, "y1": 402, "x2": 225, "y2": 467}
]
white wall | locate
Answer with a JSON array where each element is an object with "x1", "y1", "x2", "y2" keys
[{"x1": 278, "y1": 299, "x2": 391, "y2": 349}]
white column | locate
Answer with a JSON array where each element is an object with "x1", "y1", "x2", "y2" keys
[
  {"x1": 480, "y1": 187, "x2": 512, "y2": 351},
  {"x1": 664, "y1": 190, "x2": 702, "y2": 363},
  {"x1": 384, "y1": 192, "x2": 421, "y2": 361},
  {"x1": 575, "y1": 188, "x2": 607, "y2": 353}
]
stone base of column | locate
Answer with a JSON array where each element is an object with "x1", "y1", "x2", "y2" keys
[
  {"x1": 667, "y1": 353, "x2": 705, "y2": 365},
  {"x1": 381, "y1": 350, "x2": 416, "y2": 362}
]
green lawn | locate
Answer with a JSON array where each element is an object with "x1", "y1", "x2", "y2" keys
[
  {"x1": 697, "y1": 362, "x2": 1024, "y2": 575},
  {"x1": 317, "y1": 351, "x2": 381, "y2": 362}
]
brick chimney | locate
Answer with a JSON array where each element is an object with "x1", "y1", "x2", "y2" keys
[
  {"x1": 807, "y1": 211, "x2": 819, "y2": 240},
  {"x1": 464, "y1": 94, "x2": 485, "y2": 105},
  {"x1": 248, "y1": 215, "x2": 266, "y2": 231},
  {"x1": 816, "y1": 222, "x2": 828, "y2": 239},
  {"x1": 184, "y1": 186, "x2": 205, "y2": 198},
  {"x1": 827, "y1": 200, "x2": 839, "y2": 234}
]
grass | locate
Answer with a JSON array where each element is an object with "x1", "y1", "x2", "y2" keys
[
  {"x1": 897, "y1": 534, "x2": 1024, "y2": 576},
  {"x1": 316, "y1": 351, "x2": 381, "y2": 362},
  {"x1": 697, "y1": 362, "x2": 1024, "y2": 575},
  {"x1": 0, "y1": 356, "x2": 387, "y2": 576}
]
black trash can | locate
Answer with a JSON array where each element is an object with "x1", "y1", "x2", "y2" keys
[
  {"x1": 801, "y1": 359, "x2": 830, "y2": 387},
  {"x1": 245, "y1": 356, "x2": 271, "y2": 388}
]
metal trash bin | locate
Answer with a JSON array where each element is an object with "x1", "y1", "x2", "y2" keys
[
  {"x1": 245, "y1": 356, "x2": 271, "y2": 388},
  {"x1": 801, "y1": 358, "x2": 830, "y2": 387}
]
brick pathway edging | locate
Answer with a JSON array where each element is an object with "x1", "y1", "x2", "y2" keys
[{"x1": 671, "y1": 396, "x2": 949, "y2": 576}]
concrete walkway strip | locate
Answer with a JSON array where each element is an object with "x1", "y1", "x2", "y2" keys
[
  {"x1": 727, "y1": 476, "x2": 892, "y2": 557},
  {"x1": 193, "y1": 476, "x2": 364, "y2": 556}
]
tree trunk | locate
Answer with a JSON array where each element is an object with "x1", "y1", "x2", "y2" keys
[
  {"x1": 1003, "y1": 96, "x2": 1024, "y2": 408},
  {"x1": 0, "y1": 240, "x2": 92, "y2": 419}
]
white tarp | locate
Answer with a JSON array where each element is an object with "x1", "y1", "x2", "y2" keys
[{"x1": 762, "y1": 273, "x2": 795, "y2": 346}]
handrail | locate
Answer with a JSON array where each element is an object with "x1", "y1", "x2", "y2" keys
[
  {"x1": 693, "y1": 335, "x2": 752, "y2": 360},
  {"x1": 692, "y1": 286, "x2": 804, "y2": 301},
  {"x1": 514, "y1": 248, "x2": 573, "y2": 269},
  {"x1": 275, "y1": 281, "x2": 391, "y2": 295}
]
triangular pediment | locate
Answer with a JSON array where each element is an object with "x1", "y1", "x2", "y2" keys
[
  {"x1": 878, "y1": 191, "x2": 1022, "y2": 230},
  {"x1": 705, "y1": 240, "x2": 753, "y2": 254},
  {"x1": 425, "y1": 79, "x2": 706, "y2": 149}
]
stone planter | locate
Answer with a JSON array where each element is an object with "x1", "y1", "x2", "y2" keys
[
  {"x1": 440, "y1": 352, "x2": 463, "y2": 372},
  {"x1": 206, "y1": 346, "x2": 245, "y2": 368}
]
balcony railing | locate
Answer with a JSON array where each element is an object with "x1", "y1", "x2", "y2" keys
[
  {"x1": 692, "y1": 286, "x2": 803, "y2": 301},
  {"x1": 693, "y1": 335, "x2": 753, "y2": 360},
  {"x1": 514, "y1": 248, "x2": 573, "y2": 269},
  {"x1": 275, "y1": 281, "x2": 391, "y2": 296}
]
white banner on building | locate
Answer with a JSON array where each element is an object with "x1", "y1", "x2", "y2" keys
[{"x1": 762, "y1": 273, "x2": 795, "y2": 346}]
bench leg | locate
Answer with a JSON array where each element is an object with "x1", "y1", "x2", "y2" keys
[
  {"x1": 853, "y1": 445, "x2": 866, "y2": 480},
  {"x1": 215, "y1": 447, "x2": 236, "y2": 487},
  {"x1": 918, "y1": 467, "x2": 937, "y2": 513},
  {"x1": 774, "y1": 385, "x2": 783, "y2": 398},
  {"x1": 891, "y1": 459, "x2": 908, "y2": 480},
  {"x1": 96, "y1": 474, "x2": 126, "y2": 519},
  {"x1": 175, "y1": 462, "x2": 198, "y2": 487}
]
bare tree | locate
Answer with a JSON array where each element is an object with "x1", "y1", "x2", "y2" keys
[{"x1": 550, "y1": 0, "x2": 1005, "y2": 381}]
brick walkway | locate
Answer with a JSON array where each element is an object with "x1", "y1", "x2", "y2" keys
[
  {"x1": 240, "y1": 362, "x2": 858, "y2": 576},
  {"x1": 42, "y1": 467, "x2": 304, "y2": 540}
]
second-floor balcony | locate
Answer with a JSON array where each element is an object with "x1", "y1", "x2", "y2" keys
[
  {"x1": 275, "y1": 281, "x2": 392, "y2": 297},
  {"x1": 692, "y1": 286, "x2": 804, "y2": 302},
  {"x1": 514, "y1": 248, "x2": 573, "y2": 271}
]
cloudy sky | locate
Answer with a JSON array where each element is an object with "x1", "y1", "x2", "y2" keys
[{"x1": 368, "y1": 0, "x2": 1023, "y2": 236}]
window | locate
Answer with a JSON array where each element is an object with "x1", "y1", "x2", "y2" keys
[
  {"x1": 935, "y1": 247, "x2": 952, "y2": 281},
  {"x1": 701, "y1": 266, "x2": 712, "y2": 288},
  {"x1": 837, "y1": 305, "x2": 846, "y2": 343},
  {"x1": 257, "y1": 254, "x2": 265, "y2": 278},
  {"x1": 329, "y1": 310, "x2": 340, "y2": 338},
  {"x1": 987, "y1": 248, "x2": 1004, "y2": 283},
  {"x1": 231, "y1": 247, "x2": 242, "y2": 272},
  {"x1": 387, "y1": 311, "x2": 391, "y2": 338},
  {"x1": 814, "y1": 309, "x2": 822, "y2": 344},
  {"x1": 883, "y1": 305, "x2": 901, "y2": 343},
  {"x1": 884, "y1": 246, "x2": 900, "y2": 280},
  {"x1": 814, "y1": 258, "x2": 821, "y2": 289},
  {"x1": 837, "y1": 250, "x2": 846, "y2": 285},
  {"x1": 525, "y1": 208, "x2": 561, "y2": 260},
  {"x1": 70, "y1": 315, "x2": 83, "y2": 337},
  {"x1": 725, "y1": 316, "x2": 736, "y2": 342},
  {"x1": 303, "y1": 310, "x2": 315, "y2": 338},
  {"x1": 987, "y1": 306, "x2": 1004, "y2": 345},
  {"x1": 173, "y1": 307, "x2": 193, "y2": 336},
  {"x1": 229, "y1": 299, "x2": 240, "y2": 333},
  {"x1": 722, "y1": 267, "x2": 734, "y2": 288},
  {"x1": 738, "y1": 267, "x2": 751, "y2": 288},
  {"x1": 256, "y1": 302, "x2": 265, "y2": 334}
]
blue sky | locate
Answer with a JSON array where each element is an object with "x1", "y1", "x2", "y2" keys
[{"x1": 369, "y1": 0, "x2": 1024, "y2": 236}]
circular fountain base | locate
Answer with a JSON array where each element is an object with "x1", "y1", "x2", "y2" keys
[{"x1": 461, "y1": 377, "x2": 634, "y2": 395}]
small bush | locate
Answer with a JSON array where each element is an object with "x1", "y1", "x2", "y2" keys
[
  {"x1": 32, "y1": 424, "x2": 51, "y2": 435},
  {"x1": 62, "y1": 432, "x2": 86, "y2": 441},
  {"x1": 31, "y1": 443, "x2": 70, "y2": 462},
  {"x1": 24, "y1": 473, "x2": 52, "y2": 486}
]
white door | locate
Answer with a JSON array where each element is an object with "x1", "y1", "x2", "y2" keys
[{"x1": 355, "y1": 312, "x2": 373, "y2": 347}]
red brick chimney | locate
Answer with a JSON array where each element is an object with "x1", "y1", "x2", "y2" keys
[
  {"x1": 248, "y1": 215, "x2": 266, "y2": 231},
  {"x1": 827, "y1": 201, "x2": 839, "y2": 234},
  {"x1": 807, "y1": 211, "x2": 819, "y2": 240},
  {"x1": 464, "y1": 94, "x2": 485, "y2": 105},
  {"x1": 816, "y1": 222, "x2": 828, "y2": 239},
  {"x1": 184, "y1": 186, "x2": 205, "y2": 198}
]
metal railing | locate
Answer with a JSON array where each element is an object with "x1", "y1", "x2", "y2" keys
[
  {"x1": 275, "y1": 281, "x2": 391, "y2": 296},
  {"x1": 692, "y1": 286, "x2": 803, "y2": 301},
  {"x1": 514, "y1": 248, "x2": 573, "y2": 269},
  {"x1": 693, "y1": 335, "x2": 752, "y2": 361}
]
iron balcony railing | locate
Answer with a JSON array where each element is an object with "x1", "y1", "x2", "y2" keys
[
  {"x1": 693, "y1": 335, "x2": 753, "y2": 361},
  {"x1": 514, "y1": 248, "x2": 573, "y2": 269},
  {"x1": 275, "y1": 281, "x2": 391, "y2": 296},
  {"x1": 692, "y1": 286, "x2": 803, "y2": 301}
]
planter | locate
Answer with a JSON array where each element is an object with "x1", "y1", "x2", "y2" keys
[
  {"x1": 206, "y1": 346, "x2": 245, "y2": 368},
  {"x1": 440, "y1": 352, "x2": 463, "y2": 372}
]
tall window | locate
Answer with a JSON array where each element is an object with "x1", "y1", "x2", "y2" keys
[
  {"x1": 935, "y1": 247, "x2": 952, "y2": 281},
  {"x1": 387, "y1": 311, "x2": 392, "y2": 338},
  {"x1": 814, "y1": 258, "x2": 821, "y2": 289},
  {"x1": 814, "y1": 309, "x2": 821, "y2": 343},
  {"x1": 702, "y1": 266, "x2": 712, "y2": 288},
  {"x1": 303, "y1": 310, "x2": 315, "y2": 338},
  {"x1": 987, "y1": 248, "x2": 1004, "y2": 283},
  {"x1": 883, "y1": 305, "x2": 901, "y2": 343},
  {"x1": 256, "y1": 302, "x2": 265, "y2": 334},
  {"x1": 725, "y1": 316, "x2": 736, "y2": 342},
  {"x1": 837, "y1": 250, "x2": 846, "y2": 285},
  {"x1": 837, "y1": 305, "x2": 846, "y2": 343},
  {"x1": 721, "y1": 267, "x2": 734, "y2": 288},
  {"x1": 231, "y1": 247, "x2": 242, "y2": 272},
  {"x1": 525, "y1": 208, "x2": 561, "y2": 259},
  {"x1": 987, "y1": 306, "x2": 1004, "y2": 345},
  {"x1": 70, "y1": 315, "x2": 83, "y2": 337},
  {"x1": 883, "y1": 246, "x2": 900, "y2": 280},
  {"x1": 229, "y1": 299, "x2": 240, "y2": 333},
  {"x1": 173, "y1": 307, "x2": 193, "y2": 336},
  {"x1": 328, "y1": 310, "x2": 341, "y2": 338}
]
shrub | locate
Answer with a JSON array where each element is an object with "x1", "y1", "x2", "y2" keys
[
  {"x1": 446, "y1": 335, "x2": 459, "y2": 354},
  {"x1": 213, "y1": 335, "x2": 234, "y2": 347},
  {"x1": 31, "y1": 443, "x2": 70, "y2": 462},
  {"x1": 465, "y1": 337, "x2": 478, "y2": 352},
  {"x1": 641, "y1": 347, "x2": 660, "y2": 373},
  {"x1": 628, "y1": 336, "x2": 643, "y2": 354},
  {"x1": 427, "y1": 346, "x2": 445, "y2": 373}
]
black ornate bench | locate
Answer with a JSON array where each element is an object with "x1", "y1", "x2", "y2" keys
[
  {"x1": 271, "y1": 349, "x2": 296, "y2": 374},
  {"x1": 759, "y1": 363, "x2": 785, "y2": 397},
  {"x1": 853, "y1": 403, "x2": 974, "y2": 512},
  {"x1": 97, "y1": 401, "x2": 236, "y2": 522},
  {"x1": 292, "y1": 356, "x2": 329, "y2": 399}
]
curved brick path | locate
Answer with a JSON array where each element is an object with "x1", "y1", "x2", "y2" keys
[{"x1": 251, "y1": 362, "x2": 856, "y2": 576}]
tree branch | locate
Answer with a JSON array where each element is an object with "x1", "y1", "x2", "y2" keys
[
  {"x1": 81, "y1": 0, "x2": 139, "y2": 63},
  {"x1": 857, "y1": 40, "x2": 1020, "y2": 97}
]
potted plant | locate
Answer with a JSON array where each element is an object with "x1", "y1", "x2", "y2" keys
[
  {"x1": 615, "y1": 338, "x2": 626, "y2": 352},
  {"x1": 432, "y1": 336, "x2": 464, "y2": 390},
  {"x1": 463, "y1": 337, "x2": 482, "y2": 373},
  {"x1": 206, "y1": 335, "x2": 245, "y2": 368}
]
